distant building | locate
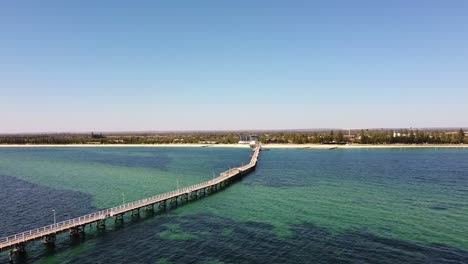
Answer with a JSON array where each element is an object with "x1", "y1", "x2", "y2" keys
[
  {"x1": 239, "y1": 135, "x2": 259, "y2": 148},
  {"x1": 238, "y1": 135, "x2": 259, "y2": 144}
]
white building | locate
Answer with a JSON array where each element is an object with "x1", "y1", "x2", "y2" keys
[{"x1": 238, "y1": 135, "x2": 259, "y2": 146}]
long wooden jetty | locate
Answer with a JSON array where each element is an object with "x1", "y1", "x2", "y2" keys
[{"x1": 0, "y1": 145, "x2": 261, "y2": 259}]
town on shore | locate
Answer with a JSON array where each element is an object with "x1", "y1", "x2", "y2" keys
[{"x1": 0, "y1": 128, "x2": 466, "y2": 148}]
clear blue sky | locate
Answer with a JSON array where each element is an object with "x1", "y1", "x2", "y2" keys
[{"x1": 1, "y1": 1, "x2": 467, "y2": 133}]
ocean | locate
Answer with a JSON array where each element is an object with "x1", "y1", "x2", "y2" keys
[{"x1": 0, "y1": 147, "x2": 467, "y2": 263}]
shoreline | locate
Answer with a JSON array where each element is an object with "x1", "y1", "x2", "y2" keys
[{"x1": 0, "y1": 143, "x2": 467, "y2": 149}]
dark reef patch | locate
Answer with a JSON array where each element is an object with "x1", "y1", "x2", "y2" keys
[{"x1": 0, "y1": 174, "x2": 97, "y2": 235}]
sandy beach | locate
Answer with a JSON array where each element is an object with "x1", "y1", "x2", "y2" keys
[{"x1": 0, "y1": 143, "x2": 467, "y2": 149}]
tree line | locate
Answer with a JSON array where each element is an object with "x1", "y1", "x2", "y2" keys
[
  {"x1": 261, "y1": 129, "x2": 466, "y2": 144},
  {"x1": 0, "y1": 133, "x2": 240, "y2": 145},
  {"x1": 0, "y1": 129, "x2": 465, "y2": 145}
]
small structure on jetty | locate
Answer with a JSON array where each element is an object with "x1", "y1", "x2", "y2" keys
[
  {"x1": 238, "y1": 135, "x2": 259, "y2": 148},
  {"x1": 0, "y1": 145, "x2": 262, "y2": 262}
]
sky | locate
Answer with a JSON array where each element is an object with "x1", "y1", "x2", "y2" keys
[{"x1": 1, "y1": 1, "x2": 467, "y2": 133}]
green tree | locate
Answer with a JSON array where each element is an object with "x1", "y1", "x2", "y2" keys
[
  {"x1": 457, "y1": 129, "x2": 465, "y2": 144},
  {"x1": 360, "y1": 129, "x2": 368, "y2": 144},
  {"x1": 335, "y1": 130, "x2": 344, "y2": 143},
  {"x1": 408, "y1": 131, "x2": 415, "y2": 144}
]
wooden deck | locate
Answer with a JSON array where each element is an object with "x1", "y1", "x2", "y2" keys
[{"x1": 0, "y1": 145, "x2": 261, "y2": 254}]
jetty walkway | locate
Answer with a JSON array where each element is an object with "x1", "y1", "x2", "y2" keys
[{"x1": 0, "y1": 145, "x2": 261, "y2": 258}]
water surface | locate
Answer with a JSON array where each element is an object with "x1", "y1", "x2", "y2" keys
[{"x1": 0, "y1": 147, "x2": 467, "y2": 263}]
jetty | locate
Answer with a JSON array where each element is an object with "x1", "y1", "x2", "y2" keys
[{"x1": 0, "y1": 145, "x2": 261, "y2": 260}]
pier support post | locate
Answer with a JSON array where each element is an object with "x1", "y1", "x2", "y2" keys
[
  {"x1": 199, "y1": 188, "x2": 205, "y2": 197},
  {"x1": 115, "y1": 214, "x2": 124, "y2": 223},
  {"x1": 43, "y1": 234, "x2": 56, "y2": 246},
  {"x1": 97, "y1": 219, "x2": 106, "y2": 229},
  {"x1": 69, "y1": 226, "x2": 84, "y2": 237},
  {"x1": 181, "y1": 193, "x2": 188, "y2": 203},
  {"x1": 190, "y1": 191, "x2": 197, "y2": 200},
  {"x1": 170, "y1": 197, "x2": 178, "y2": 207},
  {"x1": 13, "y1": 242, "x2": 26, "y2": 255},
  {"x1": 146, "y1": 204, "x2": 154, "y2": 212},
  {"x1": 131, "y1": 209, "x2": 140, "y2": 217},
  {"x1": 159, "y1": 200, "x2": 166, "y2": 210}
]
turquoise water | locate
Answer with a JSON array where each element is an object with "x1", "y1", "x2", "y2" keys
[{"x1": 0, "y1": 147, "x2": 467, "y2": 263}]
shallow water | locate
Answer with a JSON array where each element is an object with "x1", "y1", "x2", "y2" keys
[{"x1": 0, "y1": 147, "x2": 467, "y2": 263}]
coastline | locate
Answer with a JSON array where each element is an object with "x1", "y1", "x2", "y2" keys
[
  {"x1": 0, "y1": 143, "x2": 467, "y2": 149},
  {"x1": 266, "y1": 144, "x2": 468, "y2": 149}
]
